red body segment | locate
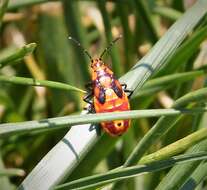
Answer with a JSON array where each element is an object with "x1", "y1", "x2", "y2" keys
[{"x1": 91, "y1": 58, "x2": 130, "y2": 136}]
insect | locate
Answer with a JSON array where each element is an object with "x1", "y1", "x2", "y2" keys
[{"x1": 69, "y1": 36, "x2": 133, "y2": 136}]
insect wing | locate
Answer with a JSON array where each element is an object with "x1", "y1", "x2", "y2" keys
[
  {"x1": 94, "y1": 86, "x2": 106, "y2": 104},
  {"x1": 111, "y1": 79, "x2": 123, "y2": 98}
]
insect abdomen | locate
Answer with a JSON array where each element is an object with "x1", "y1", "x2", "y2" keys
[{"x1": 94, "y1": 88, "x2": 130, "y2": 136}]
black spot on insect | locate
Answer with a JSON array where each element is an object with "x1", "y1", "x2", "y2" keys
[
  {"x1": 98, "y1": 87, "x2": 106, "y2": 104},
  {"x1": 117, "y1": 122, "x2": 122, "y2": 126},
  {"x1": 112, "y1": 80, "x2": 123, "y2": 98}
]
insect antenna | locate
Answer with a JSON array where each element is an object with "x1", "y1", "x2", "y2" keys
[
  {"x1": 100, "y1": 35, "x2": 122, "y2": 59},
  {"x1": 68, "y1": 36, "x2": 92, "y2": 61}
]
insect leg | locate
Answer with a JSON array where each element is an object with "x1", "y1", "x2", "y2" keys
[
  {"x1": 87, "y1": 104, "x2": 95, "y2": 113},
  {"x1": 83, "y1": 104, "x2": 95, "y2": 113},
  {"x1": 121, "y1": 83, "x2": 127, "y2": 90},
  {"x1": 121, "y1": 83, "x2": 133, "y2": 98},
  {"x1": 124, "y1": 89, "x2": 133, "y2": 98},
  {"x1": 83, "y1": 92, "x2": 95, "y2": 113},
  {"x1": 83, "y1": 92, "x2": 93, "y2": 104}
]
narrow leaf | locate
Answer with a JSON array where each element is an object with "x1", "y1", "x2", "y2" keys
[
  {"x1": 153, "y1": 6, "x2": 182, "y2": 21},
  {"x1": 136, "y1": 70, "x2": 204, "y2": 97},
  {"x1": 181, "y1": 161, "x2": 207, "y2": 190},
  {"x1": 158, "y1": 25, "x2": 207, "y2": 76},
  {"x1": 156, "y1": 139, "x2": 207, "y2": 190},
  {"x1": 0, "y1": 75, "x2": 86, "y2": 93},
  {"x1": 0, "y1": 108, "x2": 206, "y2": 138},
  {"x1": 139, "y1": 127, "x2": 207, "y2": 164}
]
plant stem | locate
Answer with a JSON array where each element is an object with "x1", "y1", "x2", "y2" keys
[{"x1": 0, "y1": 43, "x2": 36, "y2": 68}]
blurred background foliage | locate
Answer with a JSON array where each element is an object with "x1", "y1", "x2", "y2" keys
[{"x1": 1, "y1": 0, "x2": 207, "y2": 189}]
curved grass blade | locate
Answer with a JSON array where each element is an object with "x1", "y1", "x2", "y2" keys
[
  {"x1": 116, "y1": 1, "x2": 133, "y2": 70},
  {"x1": 97, "y1": 0, "x2": 123, "y2": 77},
  {"x1": 136, "y1": 70, "x2": 204, "y2": 97},
  {"x1": 1, "y1": 108, "x2": 206, "y2": 138},
  {"x1": 133, "y1": 0, "x2": 158, "y2": 43},
  {"x1": 144, "y1": 71, "x2": 204, "y2": 89},
  {"x1": 139, "y1": 127, "x2": 207, "y2": 164},
  {"x1": 157, "y1": 25, "x2": 207, "y2": 76},
  {"x1": 155, "y1": 139, "x2": 207, "y2": 190},
  {"x1": 18, "y1": 1, "x2": 207, "y2": 189},
  {"x1": 181, "y1": 161, "x2": 207, "y2": 190},
  {"x1": 153, "y1": 6, "x2": 182, "y2": 21},
  {"x1": 63, "y1": 0, "x2": 90, "y2": 82},
  {"x1": 54, "y1": 152, "x2": 207, "y2": 190},
  {"x1": 0, "y1": 43, "x2": 36, "y2": 68},
  {"x1": 0, "y1": 76, "x2": 86, "y2": 93}
]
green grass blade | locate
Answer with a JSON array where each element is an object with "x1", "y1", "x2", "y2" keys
[
  {"x1": 63, "y1": 0, "x2": 90, "y2": 82},
  {"x1": 54, "y1": 152, "x2": 207, "y2": 190},
  {"x1": 181, "y1": 161, "x2": 207, "y2": 190},
  {"x1": 0, "y1": 75, "x2": 86, "y2": 93},
  {"x1": 139, "y1": 127, "x2": 207, "y2": 164},
  {"x1": 18, "y1": 1, "x2": 207, "y2": 189},
  {"x1": 1, "y1": 108, "x2": 206, "y2": 138},
  {"x1": 136, "y1": 70, "x2": 204, "y2": 97},
  {"x1": 18, "y1": 88, "x2": 34, "y2": 115},
  {"x1": 155, "y1": 139, "x2": 207, "y2": 190},
  {"x1": 153, "y1": 6, "x2": 182, "y2": 21},
  {"x1": 116, "y1": 1, "x2": 133, "y2": 70},
  {"x1": 133, "y1": 0, "x2": 158, "y2": 43},
  {"x1": 97, "y1": 0, "x2": 123, "y2": 77},
  {"x1": 38, "y1": 7, "x2": 81, "y2": 113},
  {"x1": 0, "y1": 43, "x2": 36, "y2": 68},
  {"x1": 0, "y1": 0, "x2": 9, "y2": 29},
  {"x1": 158, "y1": 25, "x2": 207, "y2": 76},
  {"x1": 173, "y1": 87, "x2": 207, "y2": 108},
  {"x1": 144, "y1": 71, "x2": 204, "y2": 89}
]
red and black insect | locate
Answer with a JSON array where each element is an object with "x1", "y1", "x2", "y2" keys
[{"x1": 69, "y1": 36, "x2": 133, "y2": 136}]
